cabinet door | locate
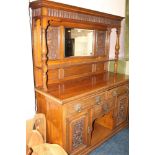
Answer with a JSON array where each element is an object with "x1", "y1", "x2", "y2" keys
[
  {"x1": 67, "y1": 110, "x2": 90, "y2": 154},
  {"x1": 115, "y1": 93, "x2": 128, "y2": 126}
]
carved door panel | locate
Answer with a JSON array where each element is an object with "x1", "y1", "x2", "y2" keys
[
  {"x1": 115, "y1": 93, "x2": 128, "y2": 126},
  {"x1": 67, "y1": 110, "x2": 90, "y2": 154}
]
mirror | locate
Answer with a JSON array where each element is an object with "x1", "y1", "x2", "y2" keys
[{"x1": 65, "y1": 28, "x2": 94, "y2": 57}]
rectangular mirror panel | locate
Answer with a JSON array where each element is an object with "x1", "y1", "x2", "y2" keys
[{"x1": 65, "y1": 28, "x2": 94, "y2": 57}]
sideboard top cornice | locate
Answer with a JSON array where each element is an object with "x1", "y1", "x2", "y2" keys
[{"x1": 29, "y1": 0, "x2": 124, "y2": 21}]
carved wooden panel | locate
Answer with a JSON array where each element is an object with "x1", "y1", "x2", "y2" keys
[
  {"x1": 72, "y1": 118, "x2": 84, "y2": 149},
  {"x1": 30, "y1": 1, "x2": 123, "y2": 27},
  {"x1": 116, "y1": 94, "x2": 128, "y2": 126},
  {"x1": 67, "y1": 111, "x2": 89, "y2": 153},
  {"x1": 47, "y1": 26, "x2": 60, "y2": 60},
  {"x1": 96, "y1": 31, "x2": 106, "y2": 56},
  {"x1": 46, "y1": 8, "x2": 120, "y2": 26}
]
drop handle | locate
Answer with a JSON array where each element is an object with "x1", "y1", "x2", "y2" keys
[
  {"x1": 103, "y1": 103, "x2": 109, "y2": 113},
  {"x1": 96, "y1": 96, "x2": 101, "y2": 105},
  {"x1": 112, "y1": 90, "x2": 117, "y2": 97},
  {"x1": 74, "y1": 104, "x2": 82, "y2": 112}
]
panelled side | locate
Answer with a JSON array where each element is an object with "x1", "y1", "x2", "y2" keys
[{"x1": 36, "y1": 92, "x2": 65, "y2": 148}]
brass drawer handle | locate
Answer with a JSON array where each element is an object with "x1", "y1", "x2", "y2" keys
[
  {"x1": 103, "y1": 103, "x2": 109, "y2": 113},
  {"x1": 112, "y1": 90, "x2": 117, "y2": 97},
  {"x1": 74, "y1": 104, "x2": 82, "y2": 112},
  {"x1": 96, "y1": 96, "x2": 101, "y2": 105}
]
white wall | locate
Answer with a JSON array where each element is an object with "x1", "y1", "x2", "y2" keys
[
  {"x1": 31, "y1": 0, "x2": 125, "y2": 16},
  {"x1": 0, "y1": 1, "x2": 35, "y2": 154}
]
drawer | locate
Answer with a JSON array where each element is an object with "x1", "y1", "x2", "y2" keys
[
  {"x1": 93, "y1": 98, "x2": 114, "y2": 119},
  {"x1": 65, "y1": 92, "x2": 107, "y2": 115},
  {"x1": 108, "y1": 85, "x2": 129, "y2": 99},
  {"x1": 65, "y1": 99, "x2": 92, "y2": 115}
]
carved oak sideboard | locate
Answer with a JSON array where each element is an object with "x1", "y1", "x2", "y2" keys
[{"x1": 29, "y1": 1, "x2": 129, "y2": 154}]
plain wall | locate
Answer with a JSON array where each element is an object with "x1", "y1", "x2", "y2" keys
[{"x1": 31, "y1": 0, "x2": 125, "y2": 16}]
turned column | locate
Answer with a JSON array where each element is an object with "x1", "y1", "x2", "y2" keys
[
  {"x1": 41, "y1": 8, "x2": 48, "y2": 91},
  {"x1": 114, "y1": 28, "x2": 121, "y2": 74}
]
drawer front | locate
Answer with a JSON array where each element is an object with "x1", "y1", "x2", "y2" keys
[
  {"x1": 93, "y1": 98, "x2": 114, "y2": 119},
  {"x1": 66, "y1": 99, "x2": 93, "y2": 115},
  {"x1": 66, "y1": 92, "x2": 107, "y2": 115},
  {"x1": 65, "y1": 84, "x2": 128, "y2": 116},
  {"x1": 108, "y1": 84, "x2": 129, "y2": 99}
]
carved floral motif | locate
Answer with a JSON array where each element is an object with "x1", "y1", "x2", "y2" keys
[
  {"x1": 32, "y1": 8, "x2": 120, "y2": 26},
  {"x1": 47, "y1": 26, "x2": 59, "y2": 60},
  {"x1": 117, "y1": 98, "x2": 127, "y2": 125},
  {"x1": 72, "y1": 118, "x2": 84, "y2": 149},
  {"x1": 47, "y1": 8, "x2": 120, "y2": 26},
  {"x1": 96, "y1": 31, "x2": 106, "y2": 56}
]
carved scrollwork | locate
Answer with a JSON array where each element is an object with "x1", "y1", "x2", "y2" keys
[
  {"x1": 47, "y1": 8, "x2": 120, "y2": 26},
  {"x1": 47, "y1": 26, "x2": 59, "y2": 60},
  {"x1": 72, "y1": 118, "x2": 84, "y2": 149},
  {"x1": 96, "y1": 31, "x2": 106, "y2": 56},
  {"x1": 117, "y1": 98, "x2": 127, "y2": 125}
]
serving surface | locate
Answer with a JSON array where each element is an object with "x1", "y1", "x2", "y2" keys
[{"x1": 36, "y1": 72, "x2": 128, "y2": 102}]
